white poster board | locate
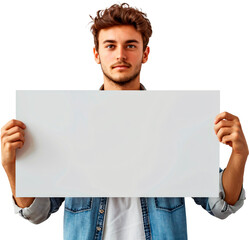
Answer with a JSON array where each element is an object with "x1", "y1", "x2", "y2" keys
[{"x1": 16, "y1": 90, "x2": 219, "y2": 197}]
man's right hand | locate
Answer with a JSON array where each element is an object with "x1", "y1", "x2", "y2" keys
[
  {"x1": 1, "y1": 119, "x2": 26, "y2": 168},
  {"x1": 1, "y1": 119, "x2": 35, "y2": 208}
]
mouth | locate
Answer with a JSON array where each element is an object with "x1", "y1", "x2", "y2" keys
[
  {"x1": 113, "y1": 65, "x2": 129, "y2": 70},
  {"x1": 112, "y1": 63, "x2": 131, "y2": 70}
]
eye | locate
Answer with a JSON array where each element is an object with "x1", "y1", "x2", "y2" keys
[
  {"x1": 127, "y1": 45, "x2": 136, "y2": 49},
  {"x1": 106, "y1": 45, "x2": 115, "y2": 49}
]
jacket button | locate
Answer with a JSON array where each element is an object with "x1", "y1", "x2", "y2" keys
[
  {"x1": 96, "y1": 227, "x2": 102, "y2": 231},
  {"x1": 99, "y1": 209, "x2": 104, "y2": 214}
]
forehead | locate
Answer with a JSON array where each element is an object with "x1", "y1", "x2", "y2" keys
[{"x1": 98, "y1": 25, "x2": 143, "y2": 44}]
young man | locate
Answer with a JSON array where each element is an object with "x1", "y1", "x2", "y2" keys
[{"x1": 1, "y1": 3, "x2": 248, "y2": 240}]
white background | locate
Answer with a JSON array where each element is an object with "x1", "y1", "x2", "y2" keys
[{"x1": 0, "y1": 0, "x2": 248, "y2": 239}]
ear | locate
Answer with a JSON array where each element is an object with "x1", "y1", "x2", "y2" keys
[
  {"x1": 93, "y1": 47, "x2": 100, "y2": 64},
  {"x1": 142, "y1": 46, "x2": 150, "y2": 64}
]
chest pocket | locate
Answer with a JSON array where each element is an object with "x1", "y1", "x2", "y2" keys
[
  {"x1": 155, "y1": 197, "x2": 184, "y2": 212},
  {"x1": 65, "y1": 198, "x2": 93, "y2": 213}
]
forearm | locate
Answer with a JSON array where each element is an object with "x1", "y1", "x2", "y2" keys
[
  {"x1": 222, "y1": 151, "x2": 248, "y2": 205},
  {"x1": 4, "y1": 163, "x2": 35, "y2": 208}
]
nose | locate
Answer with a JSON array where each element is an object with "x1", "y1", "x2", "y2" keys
[{"x1": 116, "y1": 46, "x2": 127, "y2": 61}]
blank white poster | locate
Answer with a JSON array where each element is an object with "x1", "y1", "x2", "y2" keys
[{"x1": 16, "y1": 90, "x2": 219, "y2": 197}]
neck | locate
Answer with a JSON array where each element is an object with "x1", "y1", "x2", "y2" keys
[{"x1": 103, "y1": 78, "x2": 141, "y2": 90}]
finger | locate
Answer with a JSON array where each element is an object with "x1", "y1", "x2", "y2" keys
[
  {"x1": 214, "y1": 112, "x2": 239, "y2": 124},
  {"x1": 221, "y1": 134, "x2": 233, "y2": 146},
  {"x1": 5, "y1": 141, "x2": 24, "y2": 151},
  {"x1": 1, "y1": 119, "x2": 26, "y2": 132},
  {"x1": 3, "y1": 132, "x2": 25, "y2": 145},
  {"x1": 14, "y1": 141, "x2": 24, "y2": 149},
  {"x1": 2, "y1": 126, "x2": 25, "y2": 138},
  {"x1": 214, "y1": 120, "x2": 233, "y2": 134},
  {"x1": 216, "y1": 127, "x2": 233, "y2": 142}
]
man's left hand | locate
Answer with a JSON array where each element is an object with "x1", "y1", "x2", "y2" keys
[{"x1": 214, "y1": 111, "x2": 249, "y2": 158}]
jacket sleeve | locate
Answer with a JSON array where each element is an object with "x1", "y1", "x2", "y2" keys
[
  {"x1": 13, "y1": 197, "x2": 65, "y2": 224},
  {"x1": 192, "y1": 169, "x2": 246, "y2": 219}
]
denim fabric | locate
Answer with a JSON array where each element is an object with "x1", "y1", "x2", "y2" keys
[{"x1": 48, "y1": 196, "x2": 211, "y2": 240}]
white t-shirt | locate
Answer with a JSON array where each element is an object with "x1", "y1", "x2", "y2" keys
[{"x1": 102, "y1": 197, "x2": 146, "y2": 240}]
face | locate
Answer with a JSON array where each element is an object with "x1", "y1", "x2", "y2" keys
[{"x1": 93, "y1": 25, "x2": 150, "y2": 86}]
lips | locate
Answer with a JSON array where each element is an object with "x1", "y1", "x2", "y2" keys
[
  {"x1": 112, "y1": 62, "x2": 131, "y2": 69},
  {"x1": 112, "y1": 65, "x2": 129, "y2": 69}
]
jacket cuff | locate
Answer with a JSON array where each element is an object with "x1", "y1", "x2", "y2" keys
[
  {"x1": 12, "y1": 196, "x2": 51, "y2": 224},
  {"x1": 208, "y1": 170, "x2": 246, "y2": 219}
]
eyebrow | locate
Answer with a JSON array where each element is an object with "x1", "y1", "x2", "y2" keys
[{"x1": 102, "y1": 39, "x2": 140, "y2": 44}]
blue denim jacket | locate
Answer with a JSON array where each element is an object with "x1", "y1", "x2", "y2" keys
[
  {"x1": 47, "y1": 197, "x2": 202, "y2": 240},
  {"x1": 45, "y1": 182, "x2": 244, "y2": 240}
]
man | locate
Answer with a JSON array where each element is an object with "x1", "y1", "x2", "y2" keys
[{"x1": 1, "y1": 3, "x2": 248, "y2": 240}]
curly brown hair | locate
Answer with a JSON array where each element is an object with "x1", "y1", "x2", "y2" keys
[{"x1": 90, "y1": 3, "x2": 152, "y2": 52}]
